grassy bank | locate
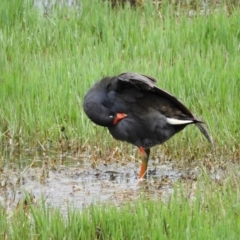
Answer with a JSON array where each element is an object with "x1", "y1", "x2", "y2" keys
[
  {"x1": 0, "y1": 0, "x2": 239, "y2": 158},
  {"x1": 1, "y1": 174, "x2": 239, "y2": 239}
]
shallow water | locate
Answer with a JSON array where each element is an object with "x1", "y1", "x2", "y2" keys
[
  {"x1": 0, "y1": 147, "x2": 190, "y2": 212},
  {"x1": 0, "y1": 144, "x2": 237, "y2": 214}
]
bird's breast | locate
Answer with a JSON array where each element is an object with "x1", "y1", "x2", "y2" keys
[{"x1": 108, "y1": 116, "x2": 160, "y2": 148}]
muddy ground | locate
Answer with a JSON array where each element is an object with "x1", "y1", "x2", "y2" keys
[{"x1": 0, "y1": 146, "x2": 232, "y2": 213}]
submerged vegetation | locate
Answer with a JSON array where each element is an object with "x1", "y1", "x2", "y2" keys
[{"x1": 0, "y1": 0, "x2": 240, "y2": 238}]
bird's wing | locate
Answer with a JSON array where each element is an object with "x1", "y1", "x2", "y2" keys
[
  {"x1": 117, "y1": 72, "x2": 156, "y2": 90},
  {"x1": 117, "y1": 72, "x2": 213, "y2": 145},
  {"x1": 117, "y1": 72, "x2": 195, "y2": 118},
  {"x1": 153, "y1": 85, "x2": 214, "y2": 146},
  {"x1": 153, "y1": 86, "x2": 195, "y2": 118}
]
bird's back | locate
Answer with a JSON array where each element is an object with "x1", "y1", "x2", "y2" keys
[{"x1": 107, "y1": 80, "x2": 196, "y2": 148}]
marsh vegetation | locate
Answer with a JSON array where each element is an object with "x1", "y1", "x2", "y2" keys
[{"x1": 0, "y1": 0, "x2": 240, "y2": 238}]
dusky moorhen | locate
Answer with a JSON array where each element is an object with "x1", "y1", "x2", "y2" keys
[{"x1": 83, "y1": 72, "x2": 212, "y2": 179}]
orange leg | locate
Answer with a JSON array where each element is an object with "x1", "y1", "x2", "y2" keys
[{"x1": 138, "y1": 147, "x2": 150, "y2": 179}]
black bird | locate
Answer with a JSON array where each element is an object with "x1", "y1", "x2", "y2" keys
[{"x1": 83, "y1": 72, "x2": 212, "y2": 179}]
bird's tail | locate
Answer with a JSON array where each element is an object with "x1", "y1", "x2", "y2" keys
[{"x1": 196, "y1": 122, "x2": 213, "y2": 146}]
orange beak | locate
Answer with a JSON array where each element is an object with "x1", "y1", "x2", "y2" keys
[{"x1": 113, "y1": 113, "x2": 127, "y2": 125}]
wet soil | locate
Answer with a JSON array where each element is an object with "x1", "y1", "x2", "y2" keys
[{"x1": 0, "y1": 147, "x2": 236, "y2": 213}]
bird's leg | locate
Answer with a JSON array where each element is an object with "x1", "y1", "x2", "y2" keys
[{"x1": 138, "y1": 147, "x2": 150, "y2": 179}]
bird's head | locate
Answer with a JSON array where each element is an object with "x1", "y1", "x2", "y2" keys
[
  {"x1": 83, "y1": 100, "x2": 127, "y2": 127},
  {"x1": 83, "y1": 78, "x2": 127, "y2": 127}
]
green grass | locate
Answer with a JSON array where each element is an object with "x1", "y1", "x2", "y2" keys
[
  {"x1": 1, "y1": 174, "x2": 240, "y2": 239},
  {"x1": 0, "y1": 0, "x2": 240, "y2": 158},
  {"x1": 0, "y1": 1, "x2": 240, "y2": 239}
]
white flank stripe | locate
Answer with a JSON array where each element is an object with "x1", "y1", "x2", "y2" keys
[{"x1": 167, "y1": 118, "x2": 193, "y2": 125}]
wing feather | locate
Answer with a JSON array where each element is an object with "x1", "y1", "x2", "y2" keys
[
  {"x1": 116, "y1": 72, "x2": 212, "y2": 145},
  {"x1": 117, "y1": 72, "x2": 156, "y2": 90}
]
